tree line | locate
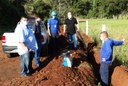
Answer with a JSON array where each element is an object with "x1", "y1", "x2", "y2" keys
[{"x1": 0, "y1": 0, "x2": 127, "y2": 28}]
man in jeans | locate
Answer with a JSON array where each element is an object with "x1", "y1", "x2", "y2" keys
[
  {"x1": 15, "y1": 17, "x2": 38, "y2": 77},
  {"x1": 33, "y1": 16, "x2": 46, "y2": 67},
  {"x1": 100, "y1": 31, "x2": 124, "y2": 86},
  {"x1": 64, "y1": 12, "x2": 79, "y2": 50}
]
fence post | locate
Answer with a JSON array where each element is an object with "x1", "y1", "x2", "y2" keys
[
  {"x1": 101, "y1": 24, "x2": 106, "y2": 44},
  {"x1": 102, "y1": 24, "x2": 106, "y2": 31},
  {"x1": 86, "y1": 20, "x2": 88, "y2": 35}
]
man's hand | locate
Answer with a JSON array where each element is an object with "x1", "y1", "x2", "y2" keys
[
  {"x1": 19, "y1": 42, "x2": 28, "y2": 53},
  {"x1": 102, "y1": 58, "x2": 106, "y2": 62},
  {"x1": 24, "y1": 46, "x2": 28, "y2": 53},
  {"x1": 122, "y1": 38, "x2": 125, "y2": 42},
  {"x1": 76, "y1": 29, "x2": 79, "y2": 32},
  {"x1": 48, "y1": 32, "x2": 51, "y2": 36},
  {"x1": 76, "y1": 24, "x2": 79, "y2": 32},
  {"x1": 58, "y1": 32, "x2": 61, "y2": 36},
  {"x1": 122, "y1": 38, "x2": 125, "y2": 44}
]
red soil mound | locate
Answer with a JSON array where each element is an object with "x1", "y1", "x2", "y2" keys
[
  {"x1": 1, "y1": 31, "x2": 128, "y2": 86},
  {"x1": 0, "y1": 33, "x2": 97, "y2": 86},
  {"x1": 111, "y1": 66, "x2": 128, "y2": 86},
  {"x1": 4, "y1": 49, "x2": 97, "y2": 86}
]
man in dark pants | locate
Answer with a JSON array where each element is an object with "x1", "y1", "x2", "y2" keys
[
  {"x1": 63, "y1": 12, "x2": 79, "y2": 50},
  {"x1": 100, "y1": 31, "x2": 124, "y2": 86},
  {"x1": 33, "y1": 17, "x2": 42, "y2": 67},
  {"x1": 47, "y1": 11, "x2": 60, "y2": 54}
]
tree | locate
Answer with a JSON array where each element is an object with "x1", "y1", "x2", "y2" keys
[
  {"x1": 24, "y1": 0, "x2": 51, "y2": 20},
  {"x1": 0, "y1": 0, "x2": 25, "y2": 27}
]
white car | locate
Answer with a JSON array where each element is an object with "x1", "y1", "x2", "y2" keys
[{"x1": 1, "y1": 18, "x2": 48, "y2": 57}]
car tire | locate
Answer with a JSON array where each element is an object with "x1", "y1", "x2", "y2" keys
[
  {"x1": 6, "y1": 53, "x2": 12, "y2": 58},
  {"x1": 6, "y1": 53, "x2": 18, "y2": 58}
]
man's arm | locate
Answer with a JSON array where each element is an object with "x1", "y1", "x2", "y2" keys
[
  {"x1": 63, "y1": 19, "x2": 67, "y2": 35},
  {"x1": 47, "y1": 26, "x2": 51, "y2": 36},
  {"x1": 76, "y1": 24, "x2": 79, "y2": 31},
  {"x1": 75, "y1": 18, "x2": 79, "y2": 31},
  {"x1": 19, "y1": 42, "x2": 28, "y2": 52},
  {"x1": 47, "y1": 19, "x2": 51, "y2": 36},
  {"x1": 63, "y1": 24, "x2": 66, "y2": 35},
  {"x1": 15, "y1": 26, "x2": 29, "y2": 53},
  {"x1": 113, "y1": 40, "x2": 124, "y2": 46}
]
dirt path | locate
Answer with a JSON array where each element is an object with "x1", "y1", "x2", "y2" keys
[
  {"x1": 0, "y1": 41, "x2": 20, "y2": 85},
  {"x1": 0, "y1": 57, "x2": 19, "y2": 82}
]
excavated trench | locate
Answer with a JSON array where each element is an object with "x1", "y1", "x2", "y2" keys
[{"x1": 0, "y1": 32, "x2": 128, "y2": 86}]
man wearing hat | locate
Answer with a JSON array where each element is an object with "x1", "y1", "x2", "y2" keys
[{"x1": 47, "y1": 11, "x2": 60, "y2": 54}]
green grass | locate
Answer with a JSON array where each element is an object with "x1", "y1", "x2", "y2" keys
[{"x1": 79, "y1": 19, "x2": 128, "y2": 65}]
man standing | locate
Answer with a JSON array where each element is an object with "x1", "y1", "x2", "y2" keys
[
  {"x1": 47, "y1": 11, "x2": 60, "y2": 54},
  {"x1": 33, "y1": 16, "x2": 46, "y2": 67},
  {"x1": 100, "y1": 31, "x2": 124, "y2": 86},
  {"x1": 64, "y1": 12, "x2": 79, "y2": 50},
  {"x1": 15, "y1": 17, "x2": 38, "y2": 77}
]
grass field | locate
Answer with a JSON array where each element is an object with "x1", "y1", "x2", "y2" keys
[{"x1": 79, "y1": 19, "x2": 128, "y2": 65}]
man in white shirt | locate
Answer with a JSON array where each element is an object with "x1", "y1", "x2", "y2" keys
[{"x1": 15, "y1": 17, "x2": 38, "y2": 77}]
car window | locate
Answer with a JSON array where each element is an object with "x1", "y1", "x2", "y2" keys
[
  {"x1": 28, "y1": 18, "x2": 47, "y2": 33},
  {"x1": 40, "y1": 21, "x2": 46, "y2": 32}
]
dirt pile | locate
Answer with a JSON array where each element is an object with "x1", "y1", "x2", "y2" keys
[
  {"x1": 0, "y1": 32, "x2": 97, "y2": 86},
  {"x1": 1, "y1": 31, "x2": 128, "y2": 86},
  {"x1": 111, "y1": 66, "x2": 128, "y2": 86},
  {"x1": 5, "y1": 49, "x2": 97, "y2": 86}
]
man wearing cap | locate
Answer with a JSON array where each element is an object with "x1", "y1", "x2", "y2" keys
[{"x1": 47, "y1": 11, "x2": 60, "y2": 54}]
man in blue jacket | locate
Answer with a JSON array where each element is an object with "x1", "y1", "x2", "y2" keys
[
  {"x1": 100, "y1": 31, "x2": 125, "y2": 86},
  {"x1": 47, "y1": 11, "x2": 60, "y2": 54}
]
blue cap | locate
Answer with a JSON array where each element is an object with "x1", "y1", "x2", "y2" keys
[{"x1": 51, "y1": 11, "x2": 57, "y2": 16}]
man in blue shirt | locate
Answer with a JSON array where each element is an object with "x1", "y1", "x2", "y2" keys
[
  {"x1": 47, "y1": 11, "x2": 60, "y2": 54},
  {"x1": 15, "y1": 17, "x2": 38, "y2": 77},
  {"x1": 100, "y1": 31, "x2": 124, "y2": 86}
]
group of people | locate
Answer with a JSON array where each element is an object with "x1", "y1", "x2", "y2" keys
[
  {"x1": 14, "y1": 11, "x2": 79, "y2": 77},
  {"x1": 47, "y1": 11, "x2": 79, "y2": 54},
  {"x1": 14, "y1": 10, "x2": 125, "y2": 86}
]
